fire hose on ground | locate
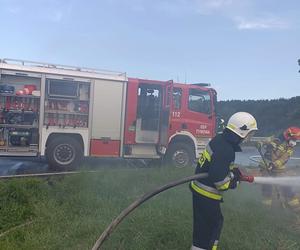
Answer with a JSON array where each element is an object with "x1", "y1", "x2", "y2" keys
[{"x1": 91, "y1": 172, "x2": 254, "y2": 250}]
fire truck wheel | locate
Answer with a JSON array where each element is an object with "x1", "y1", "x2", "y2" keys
[
  {"x1": 165, "y1": 142, "x2": 195, "y2": 168},
  {"x1": 46, "y1": 136, "x2": 83, "y2": 170}
]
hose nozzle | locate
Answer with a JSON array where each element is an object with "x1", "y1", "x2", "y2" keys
[{"x1": 240, "y1": 175, "x2": 254, "y2": 183}]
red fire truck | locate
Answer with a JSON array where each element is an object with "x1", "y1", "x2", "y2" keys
[{"x1": 0, "y1": 59, "x2": 217, "y2": 169}]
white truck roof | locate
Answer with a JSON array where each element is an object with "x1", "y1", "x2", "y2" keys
[{"x1": 0, "y1": 58, "x2": 127, "y2": 82}]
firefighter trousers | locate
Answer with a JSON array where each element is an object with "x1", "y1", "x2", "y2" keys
[
  {"x1": 192, "y1": 193, "x2": 223, "y2": 250},
  {"x1": 261, "y1": 170, "x2": 299, "y2": 210}
]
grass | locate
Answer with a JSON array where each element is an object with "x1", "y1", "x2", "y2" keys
[{"x1": 0, "y1": 164, "x2": 300, "y2": 250}]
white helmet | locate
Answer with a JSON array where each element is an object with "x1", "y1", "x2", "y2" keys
[{"x1": 226, "y1": 112, "x2": 258, "y2": 138}]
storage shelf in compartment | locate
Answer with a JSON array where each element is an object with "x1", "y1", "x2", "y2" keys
[
  {"x1": 43, "y1": 124, "x2": 87, "y2": 128},
  {"x1": 2, "y1": 109, "x2": 38, "y2": 114},
  {"x1": 47, "y1": 97, "x2": 89, "y2": 102},
  {"x1": 47, "y1": 97, "x2": 78, "y2": 101},
  {"x1": 45, "y1": 110, "x2": 88, "y2": 115},
  {"x1": 0, "y1": 94, "x2": 40, "y2": 99},
  {"x1": 0, "y1": 124, "x2": 38, "y2": 129}
]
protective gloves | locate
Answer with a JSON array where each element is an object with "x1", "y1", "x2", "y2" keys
[{"x1": 229, "y1": 168, "x2": 242, "y2": 189}]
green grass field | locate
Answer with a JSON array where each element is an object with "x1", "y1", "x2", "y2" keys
[{"x1": 0, "y1": 164, "x2": 300, "y2": 250}]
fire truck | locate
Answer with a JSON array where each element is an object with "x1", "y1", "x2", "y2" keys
[{"x1": 0, "y1": 59, "x2": 217, "y2": 169}]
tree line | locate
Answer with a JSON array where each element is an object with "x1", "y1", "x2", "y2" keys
[{"x1": 216, "y1": 96, "x2": 300, "y2": 136}]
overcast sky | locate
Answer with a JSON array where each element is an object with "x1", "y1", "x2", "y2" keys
[{"x1": 0, "y1": 0, "x2": 299, "y2": 100}]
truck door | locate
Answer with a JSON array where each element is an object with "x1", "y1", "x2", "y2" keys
[
  {"x1": 158, "y1": 80, "x2": 172, "y2": 148},
  {"x1": 135, "y1": 83, "x2": 162, "y2": 144},
  {"x1": 124, "y1": 79, "x2": 172, "y2": 148}
]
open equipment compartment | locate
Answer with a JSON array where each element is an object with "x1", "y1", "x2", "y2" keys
[
  {"x1": 44, "y1": 79, "x2": 90, "y2": 128},
  {"x1": 0, "y1": 73, "x2": 41, "y2": 156}
]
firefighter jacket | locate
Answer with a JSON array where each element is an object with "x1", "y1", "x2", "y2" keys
[
  {"x1": 258, "y1": 136, "x2": 294, "y2": 173},
  {"x1": 190, "y1": 129, "x2": 242, "y2": 201}
]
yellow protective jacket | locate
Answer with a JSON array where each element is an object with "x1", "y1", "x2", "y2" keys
[{"x1": 258, "y1": 136, "x2": 293, "y2": 173}]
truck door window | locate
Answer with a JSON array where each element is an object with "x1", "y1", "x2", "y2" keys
[
  {"x1": 188, "y1": 89, "x2": 211, "y2": 114},
  {"x1": 173, "y1": 88, "x2": 182, "y2": 110},
  {"x1": 137, "y1": 84, "x2": 162, "y2": 131}
]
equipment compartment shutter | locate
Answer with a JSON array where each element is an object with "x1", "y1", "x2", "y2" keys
[{"x1": 91, "y1": 79, "x2": 124, "y2": 140}]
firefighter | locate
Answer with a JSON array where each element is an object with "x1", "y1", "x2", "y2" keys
[
  {"x1": 190, "y1": 112, "x2": 258, "y2": 250},
  {"x1": 256, "y1": 126, "x2": 300, "y2": 213}
]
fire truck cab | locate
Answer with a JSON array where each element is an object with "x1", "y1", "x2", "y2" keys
[
  {"x1": 166, "y1": 82, "x2": 217, "y2": 167},
  {"x1": 0, "y1": 59, "x2": 217, "y2": 169}
]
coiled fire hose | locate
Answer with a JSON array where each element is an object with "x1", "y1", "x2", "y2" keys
[{"x1": 91, "y1": 173, "x2": 208, "y2": 250}]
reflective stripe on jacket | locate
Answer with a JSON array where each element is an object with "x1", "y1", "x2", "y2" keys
[{"x1": 191, "y1": 180, "x2": 222, "y2": 201}]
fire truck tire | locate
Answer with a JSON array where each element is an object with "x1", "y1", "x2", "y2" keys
[
  {"x1": 165, "y1": 142, "x2": 195, "y2": 168},
  {"x1": 46, "y1": 136, "x2": 83, "y2": 170}
]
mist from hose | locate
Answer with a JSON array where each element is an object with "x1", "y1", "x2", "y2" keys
[{"x1": 254, "y1": 176, "x2": 300, "y2": 187}]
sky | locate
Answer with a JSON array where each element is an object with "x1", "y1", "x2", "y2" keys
[{"x1": 0, "y1": 0, "x2": 299, "y2": 100}]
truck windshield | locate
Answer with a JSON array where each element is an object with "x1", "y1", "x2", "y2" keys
[{"x1": 188, "y1": 89, "x2": 211, "y2": 114}]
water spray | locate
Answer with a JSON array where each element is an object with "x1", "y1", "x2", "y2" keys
[
  {"x1": 240, "y1": 172, "x2": 300, "y2": 187},
  {"x1": 249, "y1": 147, "x2": 300, "y2": 187},
  {"x1": 250, "y1": 155, "x2": 300, "y2": 164},
  {"x1": 254, "y1": 176, "x2": 300, "y2": 187}
]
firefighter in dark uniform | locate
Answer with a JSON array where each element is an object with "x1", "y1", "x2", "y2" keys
[{"x1": 190, "y1": 112, "x2": 258, "y2": 250}]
